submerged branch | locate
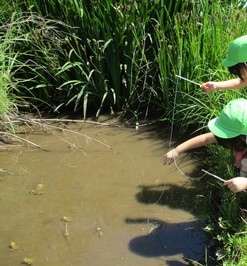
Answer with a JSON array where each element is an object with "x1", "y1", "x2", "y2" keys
[
  {"x1": 33, "y1": 118, "x2": 119, "y2": 127},
  {"x1": 0, "y1": 131, "x2": 42, "y2": 149},
  {"x1": 0, "y1": 168, "x2": 13, "y2": 175},
  {"x1": 2, "y1": 114, "x2": 113, "y2": 150}
]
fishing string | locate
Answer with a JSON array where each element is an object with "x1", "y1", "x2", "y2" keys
[
  {"x1": 168, "y1": 74, "x2": 206, "y2": 181},
  {"x1": 153, "y1": 65, "x2": 184, "y2": 205},
  {"x1": 153, "y1": 70, "x2": 184, "y2": 205},
  {"x1": 154, "y1": 71, "x2": 205, "y2": 204}
]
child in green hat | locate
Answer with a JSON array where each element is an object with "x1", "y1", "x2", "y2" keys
[
  {"x1": 164, "y1": 98, "x2": 247, "y2": 193},
  {"x1": 201, "y1": 35, "x2": 247, "y2": 92}
]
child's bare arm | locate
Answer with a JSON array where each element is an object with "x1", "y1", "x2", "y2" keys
[
  {"x1": 164, "y1": 133, "x2": 216, "y2": 165},
  {"x1": 201, "y1": 78, "x2": 247, "y2": 92}
]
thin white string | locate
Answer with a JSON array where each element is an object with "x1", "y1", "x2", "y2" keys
[
  {"x1": 153, "y1": 69, "x2": 182, "y2": 205},
  {"x1": 173, "y1": 155, "x2": 205, "y2": 181},
  {"x1": 168, "y1": 75, "x2": 179, "y2": 151},
  {"x1": 155, "y1": 68, "x2": 205, "y2": 205},
  {"x1": 153, "y1": 73, "x2": 182, "y2": 205},
  {"x1": 168, "y1": 74, "x2": 206, "y2": 181}
]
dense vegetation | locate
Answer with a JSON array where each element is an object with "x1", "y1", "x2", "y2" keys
[{"x1": 1, "y1": 0, "x2": 247, "y2": 264}]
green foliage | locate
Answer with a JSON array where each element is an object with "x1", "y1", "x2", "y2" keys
[
  {"x1": 0, "y1": 0, "x2": 246, "y2": 123},
  {"x1": 168, "y1": 0, "x2": 247, "y2": 132},
  {"x1": 201, "y1": 144, "x2": 247, "y2": 265},
  {"x1": 219, "y1": 231, "x2": 247, "y2": 265},
  {"x1": 0, "y1": 21, "x2": 18, "y2": 128}
]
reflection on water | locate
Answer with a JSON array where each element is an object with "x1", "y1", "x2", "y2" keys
[{"x1": 0, "y1": 118, "x2": 207, "y2": 265}]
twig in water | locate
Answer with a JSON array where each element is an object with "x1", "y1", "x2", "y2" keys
[
  {"x1": 0, "y1": 168, "x2": 13, "y2": 175},
  {"x1": 64, "y1": 222, "x2": 69, "y2": 237},
  {"x1": 33, "y1": 118, "x2": 117, "y2": 127},
  {"x1": 63, "y1": 222, "x2": 71, "y2": 246},
  {"x1": 0, "y1": 131, "x2": 43, "y2": 150},
  {"x1": 13, "y1": 116, "x2": 113, "y2": 150}
]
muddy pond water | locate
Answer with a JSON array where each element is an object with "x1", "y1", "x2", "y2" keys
[{"x1": 0, "y1": 117, "x2": 207, "y2": 266}]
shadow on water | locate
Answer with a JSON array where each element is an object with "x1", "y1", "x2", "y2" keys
[
  {"x1": 135, "y1": 182, "x2": 203, "y2": 210},
  {"x1": 126, "y1": 182, "x2": 210, "y2": 265},
  {"x1": 127, "y1": 219, "x2": 206, "y2": 265}
]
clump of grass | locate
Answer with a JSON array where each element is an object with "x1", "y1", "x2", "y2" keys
[
  {"x1": 1, "y1": 0, "x2": 246, "y2": 126},
  {"x1": 164, "y1": 0, "x2": 247, "y2": 132},
  {"x1": 199, "y1": 144, "x2": 247, "y2": 265},
  {"x1": 0, "y1": 32, "x2": 19, "y2": 131}
]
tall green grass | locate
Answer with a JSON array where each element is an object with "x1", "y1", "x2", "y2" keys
[
  {"x1": 0, "y1": 47, "x2": 13, "y2": 116},
  {"x1": 1, "y1": 0, "x2": 246, "y2": 124},
  {"x1": 0, "y1": 23, "x2": 20, "y2": 130},
  {"x1": 165, "y1": 0, "x2": 247, "y2": 133}
]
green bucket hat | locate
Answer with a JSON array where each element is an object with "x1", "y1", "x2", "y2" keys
[
  {"x1": 222, "y1": 35, "x2": 247, "y2": 67},
  {"x1": 208, "y1": 98, "x2": 247, "y2": 138}
]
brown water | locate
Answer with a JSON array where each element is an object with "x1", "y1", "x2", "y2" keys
[{"x1": 0, "y1": 118, "x2": 207, "y2": 266}]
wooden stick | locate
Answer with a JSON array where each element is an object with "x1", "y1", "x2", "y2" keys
[
  {"x1": 176, "y1": 75, "x2": 201, "y2": 86},
  {"x1": 202, "y1": 169, "x2": 225, "y2": 182}
]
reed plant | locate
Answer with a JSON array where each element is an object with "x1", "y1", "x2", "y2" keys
[
  {"x1": 166, "y1": 0, "x2": 247, "y2": 132},
  {"x1": 0, "y1": 48, "x2": 12, "y2": 116},
  {"x1": 0, "y1": 22, "x2": 20, "y2": 131},
  {"x1": 1, "y1": 0, "x2": 246, "y2": 124}
]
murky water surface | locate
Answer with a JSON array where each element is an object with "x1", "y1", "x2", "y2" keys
[{"x1": 0, "y1": 118, "x2": 207, "y2": 266}]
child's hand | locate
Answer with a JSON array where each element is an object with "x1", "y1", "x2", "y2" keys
[
  {"x1": 224, "y1": 177, "x2": 247, "y2": 193},
  {"x1": 164, "y1": 149, "x2": 178, "y2": 165},
  {"x1": 200, "y1": 82, "x2": 217, "y2": 92}
]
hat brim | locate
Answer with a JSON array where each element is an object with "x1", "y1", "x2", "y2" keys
[
  {"x1": 208, "y1": 117, "x2": 239, "y2": 138},
  {"x1": 222, "y1": 58, "x2": 238, "y2": 67}
]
